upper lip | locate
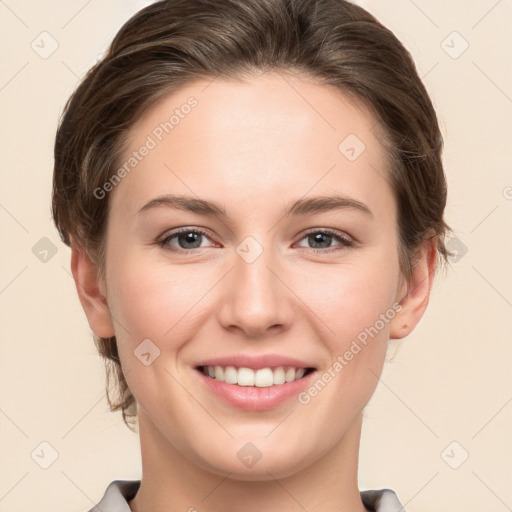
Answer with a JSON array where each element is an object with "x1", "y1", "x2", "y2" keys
[{"x1": 195, "y1": 354, "x2": 316, "y2": 370}]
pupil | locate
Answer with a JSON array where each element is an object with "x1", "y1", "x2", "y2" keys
[
  {"x1": 310, "y1": 232, "x2": 331, "y2": 249},
  {"x1": 180, "y1": 232, "x2": 201, "y2": 249}
]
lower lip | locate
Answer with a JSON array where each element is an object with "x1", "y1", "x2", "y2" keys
[{"x1": 196, "y1": 369, "x2": 315, "y2": 411}]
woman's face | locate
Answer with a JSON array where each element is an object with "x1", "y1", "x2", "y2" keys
[{"x1": 98, "y1": 72, "x2": 411, "y2": 479}]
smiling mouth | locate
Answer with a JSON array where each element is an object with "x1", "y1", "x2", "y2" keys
[{"x1": 196, "y1": 365, "x2": 315, "y2": 387}]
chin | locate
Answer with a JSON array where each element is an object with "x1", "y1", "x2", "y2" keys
[{"x1": 191, "y1": 439, "x2": 316, "y2": 481}]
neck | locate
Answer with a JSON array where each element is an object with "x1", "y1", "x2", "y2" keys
[{"x1": 129, "y1": 411, "x2": 370, "y2": 512}]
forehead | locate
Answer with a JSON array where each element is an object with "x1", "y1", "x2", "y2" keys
[{"x1": 110, "y1": 71, "x2": 394, "y2": 220}]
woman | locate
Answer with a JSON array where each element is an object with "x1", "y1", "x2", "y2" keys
[{"x1": 52, "y1": 0, "x2": 451, "y2": 510}]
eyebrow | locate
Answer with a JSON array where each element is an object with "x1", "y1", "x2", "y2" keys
[{"x1": 137, "y1": 193, "x2": 373, "y2": 219}]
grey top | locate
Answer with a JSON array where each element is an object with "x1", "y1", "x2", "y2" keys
[{"x1": 87, "y1": 480, "x2": 407, "y2": 512}]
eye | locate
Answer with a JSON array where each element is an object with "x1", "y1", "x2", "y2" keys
[
  {"x1": 295, "y1": 229, "x2": 354, "y2": 253},
  {"x1": 157, "y1": 227, "x2": 354, "y2": 254},
  {"x1": 158, "y1": 227, "x2": 216, "y2": 253}
]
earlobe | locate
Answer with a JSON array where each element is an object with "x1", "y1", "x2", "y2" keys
[
  {"x1": 70, "y1": 246, "x2": 115, "y2": 338},
  {"x1": 390, "y1": 237, "x2": 438, "y2": 340}
]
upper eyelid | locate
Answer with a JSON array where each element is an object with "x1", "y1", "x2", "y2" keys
[{"x1": 159, "y1": 227, "x2": 215, "y2": 244}]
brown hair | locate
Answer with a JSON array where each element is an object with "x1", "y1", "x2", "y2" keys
[{"x1": 52, "y1": 0, "x2": 452, "y2": 432}]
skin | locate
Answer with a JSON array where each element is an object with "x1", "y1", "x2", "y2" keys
[{"x1": 72, "y1": 71, "x2": 437, "y2": 512}]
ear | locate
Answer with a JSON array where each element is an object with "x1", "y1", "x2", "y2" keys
[
  {"x1": 390, "y1": 236, "x2": 438, "y2": 339},
  {"x1": 70, "y1": 246, "x2": 115, "y2": 338}
]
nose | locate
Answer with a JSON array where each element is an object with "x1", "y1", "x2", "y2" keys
[{"x1": 216, "y1": 242, "x2": 295, "y2": 339}]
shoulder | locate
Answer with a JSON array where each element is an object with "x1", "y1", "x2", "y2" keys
[
  {"x1": 86, "y1": 480, "x2": 405, "y2": 512},
  {"x1": 86, "y1": 480, "x2": 141, "y2": 512},
  {"x1": 360, "y1": 488, "x2": 407, "y2": 512}
]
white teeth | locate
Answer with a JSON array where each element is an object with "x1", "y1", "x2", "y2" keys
[
  {"x1": 273, "y1": 366, "x2": 286, "y2": 385},
  {"x1": 224, "y1": 366, "x2": 238, "y2": 384},
  {"x1": 285, "y1": 367, "x2": 296, "y2": 382},
  {"x1": 295, "y1": 368, "x2": 306, "y2": 379},
  {"x1": 237, "y1": 367, "x2": 255, "y2": 386},
  {"x1": 202, "y1": 365, "x2": 310, "y2": 386},
  {"x1": 255, "y1": 368, "x2": 274, "y2": 387}
]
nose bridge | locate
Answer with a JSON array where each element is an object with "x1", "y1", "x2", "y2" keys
[{"x1": 218, "y1": 235, "x2": 292, "y2": 336}]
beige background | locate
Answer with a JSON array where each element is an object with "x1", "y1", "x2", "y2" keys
[{"x1": 1, "y1": 1, "x2": 511, "y2": 511}]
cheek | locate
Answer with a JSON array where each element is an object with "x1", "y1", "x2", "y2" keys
[
  {"x1": 105, "y1": 250, "x2": 211, "y2": 350},
  {"x1": 293, "y1": 264, "x2": 397, "y2": 439},
  {"x1": 291, "y1": 249, "x2": 400, "y2": 406},
  {"x1": 104, "y1": 254, "x2": 210, "y2": 420},
  {"x1": 294, "y1": 254, "x2": 400, "y2": 347}
]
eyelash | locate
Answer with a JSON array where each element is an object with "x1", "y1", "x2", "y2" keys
[{"x1": 158, "y1": 227, "x2": 355, "y2": 255}]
